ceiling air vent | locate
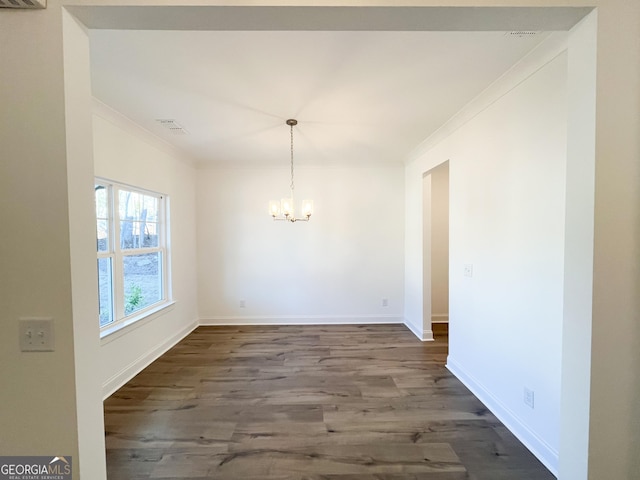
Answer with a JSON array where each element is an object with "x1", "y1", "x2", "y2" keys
[
  {"x1": 0, "y1": 0, "x2": 46, "y2": 8},
  {"x1": 155, "y1": 119, "x2": 188, "y2": 135},
  {"x1": 505, "y1": 31, "x2": 541, "y2": 38}
]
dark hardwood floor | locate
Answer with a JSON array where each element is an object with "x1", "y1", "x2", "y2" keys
[{"x1": 104, "y1": 324, "x2": 555, "y2": 479}]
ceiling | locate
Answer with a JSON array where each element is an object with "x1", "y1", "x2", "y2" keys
[{"x1": 89, "y1": 29, "x2": 552, "y2": 167}]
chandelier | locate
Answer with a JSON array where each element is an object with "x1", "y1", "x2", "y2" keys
[{"x1": 269, "y1": 119, "x2": 314, "y2": 222}]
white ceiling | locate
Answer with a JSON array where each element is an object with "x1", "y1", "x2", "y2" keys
[{"x1": 90, "y1": 29, "x2": 551, "y2": 167}]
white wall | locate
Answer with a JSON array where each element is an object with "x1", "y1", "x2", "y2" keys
[
  {"x1": 406, "y1": 45, "x2": 568, "y2": 473},
  {"x1": 197, "y1": 164, "x2": 405, "y2": 324},
  {"x1": 63, "y1": 11, "x2": 108, "y2": 478},
  {"x1": 419, "y1": 173, "x2": 433, "y2": 339},
  {"x1": 0, "y1": 4, "x2": 82, "y2": 474},
  {"x1": 429, "y1": 162, "x2": 449, "y2": 322},
  {"x1": 92, "y1": 102, "x2": 199, "y2": 397},
  {"x1": 558, "y1": 13, "x2": 596, "y2": 479},
  {"x1": 2, "y1": 3, "x2": 638, "y2": 480},
  {"x1": 588, "y1": 2, "x2": 640, "y2": 478}
]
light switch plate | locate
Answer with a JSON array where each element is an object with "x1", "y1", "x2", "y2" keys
[{"x1": 20, "y1": 317, "x2": 55, "y2": 352}]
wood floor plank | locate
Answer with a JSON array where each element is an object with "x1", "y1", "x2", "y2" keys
[{"x1": 104, "y1": 324, "x2": 554, "y2": 479}]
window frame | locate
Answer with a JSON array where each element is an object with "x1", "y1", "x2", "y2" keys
[{"x1": 95, "y1": 178, "x2": 171, "y2": 335}]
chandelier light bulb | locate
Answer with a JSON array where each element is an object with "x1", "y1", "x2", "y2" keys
[
  {"x1": 269, "y1": 200, "x2": 280, "y2": 217},
  {"x1": 281, "y1": 198, "x2": 294, "y2": 217},
  {"x1": 302, "y1": 199, "x2": 314, "y2": 218}
]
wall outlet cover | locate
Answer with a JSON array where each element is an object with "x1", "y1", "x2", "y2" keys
[
  {"x1": 464, "y1": 264, "x2": 474, "y2": 277},
  {"x1": 524, "y1": 387, "x2": 535, "y2": 409}
]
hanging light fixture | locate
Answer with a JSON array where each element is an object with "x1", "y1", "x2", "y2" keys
[{"x1": 269, "y1": 119, "x2": 313, "y2": 222}]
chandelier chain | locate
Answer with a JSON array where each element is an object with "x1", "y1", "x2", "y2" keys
[{"x1": 290, "y1": 122, "x2": 295, "y2": 193}]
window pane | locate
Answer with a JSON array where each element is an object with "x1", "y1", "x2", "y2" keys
[
  {"x1": 120, "y1": 221, "x2": 159, "y2": 249},
  {"x1": 119, "y1": 190, "x2": 159, "y2": 223},
  {"x1": 95, "y1": 185, "x2": 109, "y2": 252},
  {"x1": 123, "y1": 252, "x2": 163, "y2": 315},
  {"x1": 95, "y1": 184, "x2": 108, "y2": 218},
  {"x1": 98, "y1": 258, "x2": 114, "y2": 326},
  {"x1": 97, "y1": 219, "x2": 109, "y2": 252},
  {"x1": 140, "y1": 222, "x2": 159, "y2": 248}
]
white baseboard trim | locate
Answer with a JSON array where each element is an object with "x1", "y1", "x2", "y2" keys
[
  {"x1": 199, "y1": 315, "x2": 403, "y2": 326},
  {"x1": 431, "y1": 314, "x2": 449, "y2": 323},
  {"x1": 403, "y1": 318, "x2": 434, "y2": 342},
  {"x1": 446, "y1": 356, "x2": 558, "y2": 476},
  {"x1": 102, "y1": 319, "x2": 198, "y2": 400}
]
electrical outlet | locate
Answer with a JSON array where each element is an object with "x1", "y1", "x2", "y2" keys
[
  {"x1": 464, "y1": 264, "x2": 473, "y2": 277},
  {"x1": 239, "y1": 300, "x2": 246, "y2": 308},
  {"x1": 524, "y1": 387, "x2": 535, "y2": 409},
  {"x1": 19, "y1": 318, "x2": 55, "y2": 352},
  {"x1": 382, "y1": 298, "x2": 388, "y2": 307}
]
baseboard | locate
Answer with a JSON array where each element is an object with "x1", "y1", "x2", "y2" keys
[
  {"x1": 102, "y1": 319, "x2": 198, "y2": 399},
  {"x1": 431, "y1": 314, "x2": 449, "y2": 323},
  {"x1": 446, "y1": 356, "x2": 559, "y2": 476},
  {"x1": 403, "y1": 318, "x2": 434, "y2": 342},
  {"x1": 199, "y1": 315, "x2": 403, "y2": 326}
]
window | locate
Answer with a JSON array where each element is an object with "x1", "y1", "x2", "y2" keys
[{"x1": 95, "y1": 179, "x2": 170, "y2": 331}]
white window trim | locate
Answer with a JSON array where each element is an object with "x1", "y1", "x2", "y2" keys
[{"x1": 96, "y1": 178, "x2": 172, "y2": 338}]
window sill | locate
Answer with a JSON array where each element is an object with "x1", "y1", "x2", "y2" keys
[{"x1": 100, "y1": 301, "x2": 176, "y2": 344}]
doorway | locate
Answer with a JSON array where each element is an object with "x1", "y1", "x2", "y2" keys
[{"x1": 423, "y1": 161, "x2": 449, "y2": 340}]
